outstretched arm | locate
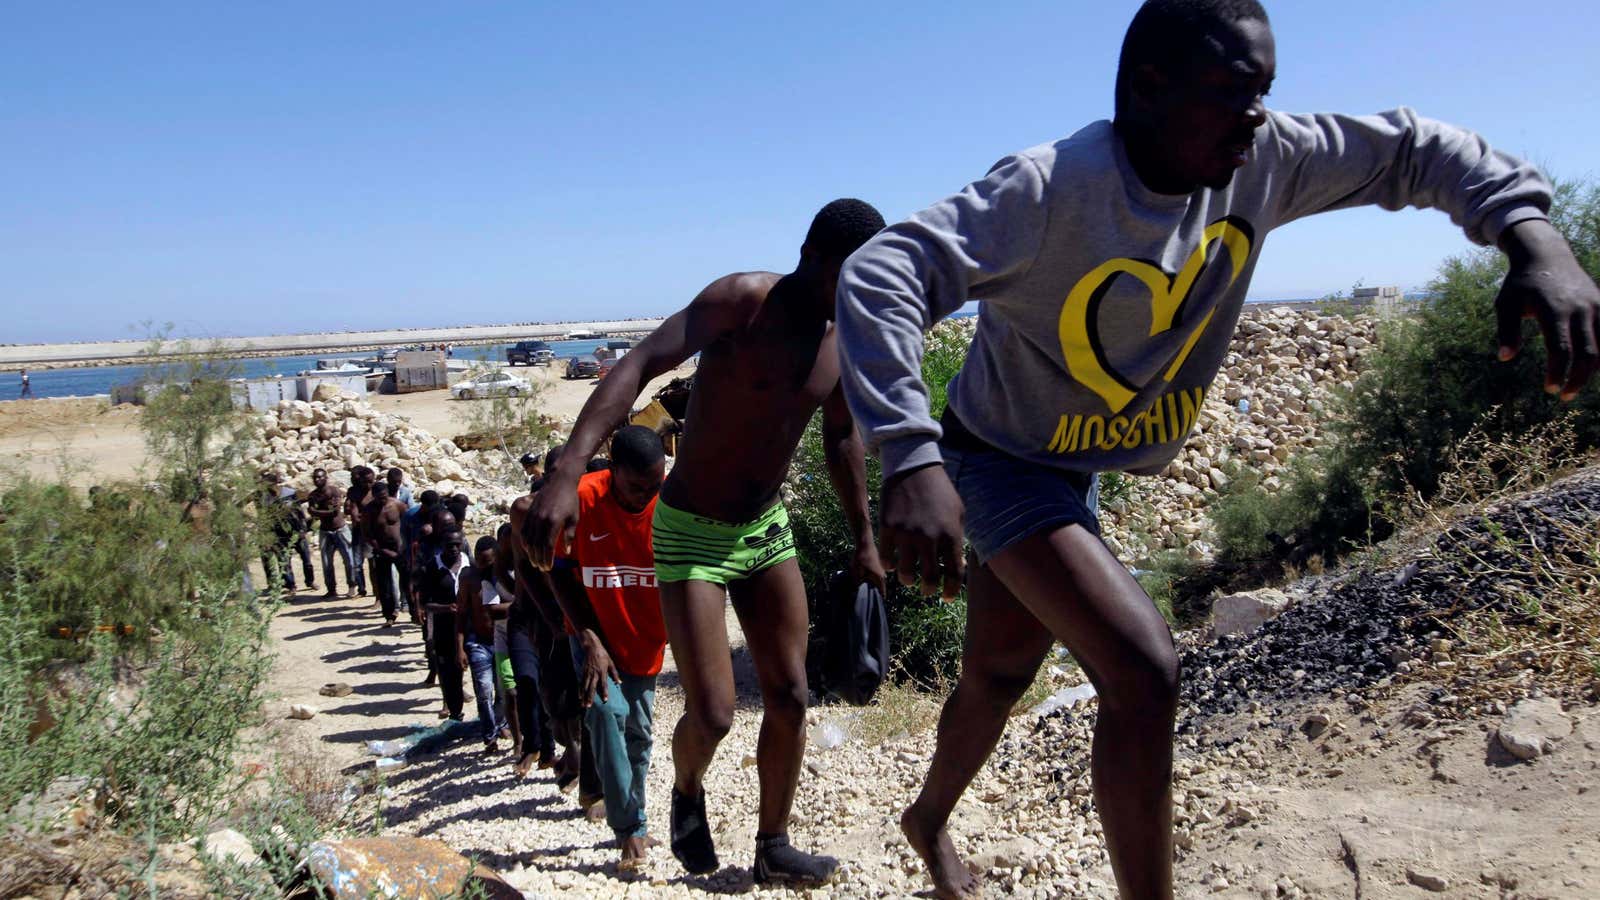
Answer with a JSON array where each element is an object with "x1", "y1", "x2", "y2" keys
[
  {"x1": 523, "y1": 275, "x2": 756, "y2": 568},
  {"x1": 820, "y1": 383, "x2": 885, "y2": 593},
  {"x1": 1263, "y1": 108, "x2": 1596, "y2": 397}
]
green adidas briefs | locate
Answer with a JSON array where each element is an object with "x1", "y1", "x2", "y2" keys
[{"x1": 652, "y1": 499, "x2": 797, "y2": 585}]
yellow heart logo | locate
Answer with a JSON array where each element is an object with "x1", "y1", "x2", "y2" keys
[{"x1": 1057, "y1": 217, "x2": 1253, "y2": 414}]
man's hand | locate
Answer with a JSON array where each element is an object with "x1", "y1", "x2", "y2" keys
[
  {"x1": 851, "y1": 537, "x2": 887, "y2": 595},
  {"x1": 1496, "y1": 219, "x2": 1600, "y2": 400},
  {"x1": 579, "y1": 630, "x2": 620, "y2": 707},
  {"x1": 878, "y1": 464, "x2": 966, "y2": 601},
  {"x1": 456, "y1": 649, "x2": 468, "y2": 671},
  {"x1": 522, "y1": 473, "x2": 580, "y2": 570}
]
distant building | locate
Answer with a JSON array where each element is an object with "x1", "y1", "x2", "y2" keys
[{"x1": 1352, "y1": 285, "x2": 1410, "y2": 316}]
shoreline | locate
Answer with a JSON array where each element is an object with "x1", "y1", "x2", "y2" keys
[{"x1": 0, "y1": 319, "x2": 664, "y2": 370}]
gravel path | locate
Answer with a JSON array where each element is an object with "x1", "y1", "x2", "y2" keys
[{"x1": 263, "y1": 466, "x2": 1600, "y2": 898}]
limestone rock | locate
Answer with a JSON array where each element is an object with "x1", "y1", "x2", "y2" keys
[
  {"x1": 201, "y1": 828, "x2": 259, "y2": 869},
  {"x1": 1406, "y1": 866, "x2": 1448, "y2": 892},
  {"x1": 1211, "y1": 588, "x2": 1291, "y2": 637},
  {"x1": 1495, "y1": 696, "x2": 1571, "y2": 760}
]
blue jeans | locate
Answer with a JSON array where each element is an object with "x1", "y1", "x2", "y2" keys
[
  {"x1": 319, "y1": 526, "x2": 357, "y2": 593},
  {"x1": 585, "y1": 672, "x2": 656, "y2": 840},
  {"x1": 941, "y1": 444, "x2": 1100, "y2": 564},
  {"x1": 351, "y1": 540, "x2": 371, "y2": 593},
  {"x1": 465, "y1": 637, "x2": 503, "y2": 743}
]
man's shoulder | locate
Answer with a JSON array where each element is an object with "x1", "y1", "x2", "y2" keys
[
  {"x1": 695, "y1": 271, "x2": 779, "y2": 318},
  {"x1": 998, "y1": 120, "x2": 1114, "y2": 181}
]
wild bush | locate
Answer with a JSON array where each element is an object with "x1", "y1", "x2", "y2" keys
[
  {"x1": 1212, "y1": 179, "x2": 1600, "y2": 566},
  {"x1": 0, "y1": 342, "x2": 276, "y2": 843},
  {"x1": 450, "y1": 362, "x2": 560, "y2": 489},
  {"x1": 791, "y1": 319, "x2": 972, "y2": 685}
]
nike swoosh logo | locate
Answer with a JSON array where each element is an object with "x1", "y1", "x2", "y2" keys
[{"x1": 589, "y1": 533, "x2": 610, "y2": 541}]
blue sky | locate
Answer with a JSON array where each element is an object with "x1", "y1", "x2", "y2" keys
[{"x1": 4, "y1": 1, "x2": 1596, "y2": 343}]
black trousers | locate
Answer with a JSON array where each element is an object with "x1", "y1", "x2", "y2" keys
[
  {"x1": 430, "y1": 615, "x2": 464, "y2": 719},
  {"x1": 370, "y1": 557, "x2": 400, "y2": 620}
]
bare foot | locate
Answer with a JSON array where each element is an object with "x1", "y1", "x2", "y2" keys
[
  {"x1": 901, "y1": 806, "x2": 982, "y2": 899},
  {"x1": 513, "y1": 753, "x2": 536, "y2": 778},
  {"x1": 618, "y1": 835, "x2": 649, "y2": 871}
]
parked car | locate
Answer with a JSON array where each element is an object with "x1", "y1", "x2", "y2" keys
[
  {"x1": 565, "y1": 357, "x2": 601, "y2": 380},
  {"x1": 595, "y1": 357, "x2": 620, "y2": 382},
  {"x1": 451, "y1": 371, "x2": 532, "y2": 400},
  {"x1": 506, "y1": 340, "x2": 554, "y2": 366}
]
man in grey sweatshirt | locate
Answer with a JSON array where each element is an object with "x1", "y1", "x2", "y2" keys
[{"x1": 835, "y1": 1, "x2": 1599, "y2": 898}]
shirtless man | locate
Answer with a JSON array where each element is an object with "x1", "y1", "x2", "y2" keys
[
  {"x1": 344, "y1": 466, "x2": 374, "y2": 596},
  {"x1": 834, "y1": 3, "x2": 1598, "y2": 897},
  {"x1": 306, "y1": 468, "x2": 355, "y2": 599},
  {"x1": 362, "y1": 480, "x2": 407, "y2": 627},
  {"x1": 525, "y1": 199, "x2": 888, "y2": 884}
]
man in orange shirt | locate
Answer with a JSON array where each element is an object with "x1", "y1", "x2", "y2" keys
[{"x1": 550, "y1": 426, "x2": 668, "y2": 870}]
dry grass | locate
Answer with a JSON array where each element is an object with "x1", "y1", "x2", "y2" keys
[
  {"x1": 845, "y1": 652, "x2": 1088, "y2": 749},
  {"x1": 1440, "y1": 503, "x2": 1600, "y2": 699},
  {"x1": 850, "y1": 675, "x2": 949, "y2": 746},
  {"x1": 0, "y1": 830, "x2": 141, "y2": 900},
  {"x1": 270, "y1": 734, "x2": 352, "y2": 831}
]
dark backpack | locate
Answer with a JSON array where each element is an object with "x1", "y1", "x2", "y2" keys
[{"x1": 816, "y1": 570, "x2": 890, "y2": 706}]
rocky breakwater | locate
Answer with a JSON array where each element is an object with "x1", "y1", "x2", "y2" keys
[
  {"x1": 1098, "y1": 306, "x2": 1379, "y2": 561},
  {"x1": 245, "y1": 395, "x2": 523, "y2": 509}
]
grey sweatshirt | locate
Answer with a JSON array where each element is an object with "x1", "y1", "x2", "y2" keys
[{"x1": 836, "y1": 108, "x2": 1551, "y2": 481}]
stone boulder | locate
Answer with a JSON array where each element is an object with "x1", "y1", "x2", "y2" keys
[
  {"x1": 1211, "y1": 588, "x2": 1291, "y2": 637},
  {"x1": 201, "y1": 828, "x2": 260, "y2": 869},
  {"x1": 311, "y1": 381, "x2": 342, "y2": 402},
  {"x1": 1495, "y1": 696, "x2": 1571, "y2": 761},
  {"x1": 304, "y1": 837, "x2": 520, "y2": 900},
  {"x1": 278, "y1": 400, "x2": 316, "y2": 430}
]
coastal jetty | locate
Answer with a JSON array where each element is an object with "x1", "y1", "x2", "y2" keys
[{"x1": 0, "y1": 318, "x2": 665, "y2": 369}]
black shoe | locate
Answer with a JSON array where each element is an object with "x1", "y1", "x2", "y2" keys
[
  {"x1": 670, "y1": 788, "x2": 719, "y2": 875},
  {"x1": 753, "y1": 832, "x2": 838, "y2": 886}
]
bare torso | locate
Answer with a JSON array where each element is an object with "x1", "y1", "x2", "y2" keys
[
  {"x1": 307, "y1": 485, "x2": 345, "y2": 531},
  {"x1": 366, "y1": 498, "x2": 405, "y2": 558},
  {"x1": 661, "y1": 273, "x2": 840, "y2": 522}
]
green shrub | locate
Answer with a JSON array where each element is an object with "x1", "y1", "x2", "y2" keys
[
  {"x1": 791, "y1": 319, "x2": 972, "y2": 685},
  {"x1": 0, "y1": 344, "x2": 276, "y2": 844},
  {"x1": 1213, "y1": 179, "x2": 1600, "y2": 566}
]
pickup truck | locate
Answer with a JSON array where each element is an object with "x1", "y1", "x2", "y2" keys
[{"x1": 506, "y1": 340, "x2": 554, "y2": 366}]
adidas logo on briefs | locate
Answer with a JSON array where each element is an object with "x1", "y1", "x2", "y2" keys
[
  {"x1": 743, "y1": 523, "x2": 791, "y2": 550},
  {"x1": 582, "y1": 565, "x2": 657, "y2": 589}
]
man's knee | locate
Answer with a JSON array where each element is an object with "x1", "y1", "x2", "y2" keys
[
  {"x1": 685, "y1": 701, "x2": 734, "y2": 742},
  {"x1": 964, "y1": 663, "x2": 1040, "y2": 710},
  {"x1": 1099, "y1": 639, "x2": 1180, "y2": 717},
  {"x1": 762, "y1": 678, "x2": 807, "y2": 729}
]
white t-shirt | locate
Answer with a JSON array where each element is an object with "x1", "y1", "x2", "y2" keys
[{"x1": 481, "y1": 580, "x2": 508, "y2": 653}]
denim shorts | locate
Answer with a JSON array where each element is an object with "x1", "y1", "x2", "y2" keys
[{"x1": 942, "y1": 445, "x2": 1100, "y2": 565}]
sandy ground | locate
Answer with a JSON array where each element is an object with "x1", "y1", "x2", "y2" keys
[{"x1": 0, "y1": 362, "x2": 690, "y2": 488}]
